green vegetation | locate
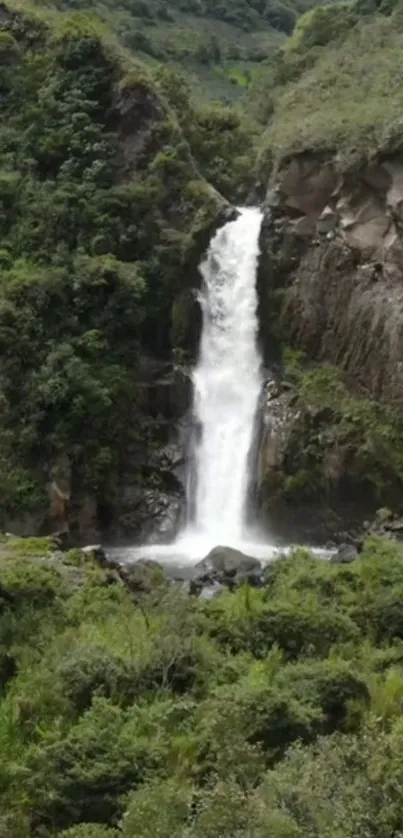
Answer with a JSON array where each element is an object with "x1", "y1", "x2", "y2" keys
[
  {"x1": 3, "y1": 0, "x2": 401, "y2": 538},
  {"x1": 0, "y1": 2, "x2": 257, "y2": 531},
  {"x1": 2, "y1": 535, "x2": 403, "y2": 836},
  {"x1": 28, "y1": 0, "x2": 328, "y2": 102},
  {"x1": 252, "y1": 0, "x2": 403, "y2": 161},
  {"x1": 2, "y1": 0, "x2": 403, "y2": 829},
  {"x1": 279, "y1": 355, "x2": 403, "y2": 504}
]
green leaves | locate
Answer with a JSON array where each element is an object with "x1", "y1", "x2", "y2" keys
[
  {"x1": 0, "y1": 9, "x2": 237, "y2": 528},
  {"x1": 278, "y1": 360, "x2": 403, "y2": 505},
  {"x1": 3, "y1": 537, "x2": 403, "y2": 836},
  {"x1": 23, "y1": 697, "x2": 158, "y2": 830}
]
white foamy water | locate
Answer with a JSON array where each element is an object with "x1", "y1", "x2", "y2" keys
[
  {"x1": 183, "y1": 207, "x2": 264, "y2": 548},
  {"x1": 121, "y1": 208, "x2": 274, "y2": 566},
  {"x1": 167, "y1": 207, "x2": 299, "y2": 563},
  {"x1": 109, "y1": 208, "x2": 328, "y2": 568}
]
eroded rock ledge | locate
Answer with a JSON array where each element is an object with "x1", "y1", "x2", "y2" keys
[
  {"x1": 259, "y1": 152, "x2": 403, "y2": 411},
  {"x1": 255, "y1": 151, "x2": 403, "y2": 541}
]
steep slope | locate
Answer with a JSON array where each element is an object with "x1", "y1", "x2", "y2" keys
[
  {"x1": 254, "y1": 0, "x2": 403, "y2": 540},
  {"x1": 27, "y1": 0, "x2": 335, "y2": 101},
  {"x1": 0, "y1": 1, "x2": 237, "y2": 540},
  {"x1": 255, "y1": 3, "x2": 403, "y2": 159}
]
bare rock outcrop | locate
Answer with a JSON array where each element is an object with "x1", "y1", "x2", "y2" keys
[
  {"x1": 255, "y1": 151, "x2": 403, "y2": 540},
  {"x1": 260, "y1": 153, "x2": 403, "y2": 412},
  {"x1": 267, "y1": 154, "x2": 403, "y2": 255}
]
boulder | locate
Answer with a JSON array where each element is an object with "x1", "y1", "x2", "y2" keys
[
  {"x1": 198, "y1": 581, "x2": 226, "y2": 600},
  {"x1": 193, "y1": 545, "x2": 263, "y2": 589},
  {"x1": 118, "y1": 559, "x2": 167, "y2": 595},
  {"x1": 82, "y1": 544, "x2": 107, "y2": 566},
  {"x1": 385, "y1": 517, "x2": 403, "y2": 533},
  {"x1": 330, "y1": 544, "x2": 358, "y2": 564},
  {"x1": 360, "y1": 511, "x2": 403, "y2": 542}
]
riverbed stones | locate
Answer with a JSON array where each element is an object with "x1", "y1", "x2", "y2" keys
[{"x1": 198, "y1": 581, "x2": 227, "y2": 600}]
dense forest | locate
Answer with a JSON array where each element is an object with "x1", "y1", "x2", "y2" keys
[
  {"x1": 3, "y1": 0, "x2": 402, "y2": 538},
  {"x1": 3, "y1": 0, "x2": 403, "y2": 835},
  {"x1": 0, "y1": 0, "x2": 255, "y2": 535}
]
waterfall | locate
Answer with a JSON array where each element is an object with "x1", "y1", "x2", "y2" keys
[
  {"x1": 110, "y1": 206, "x2": 327, "y2": 566},
  {"x1": 114, "y1": 207, "x2": 274, "y2": 566},
  {"x1": 184, "y1": 207, "x2": 263, "y2": 550}
]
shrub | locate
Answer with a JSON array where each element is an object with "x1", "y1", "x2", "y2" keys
[
  {"x1": 275, "y1": 659, "x2": 370, "y2": 732},
  {"x1": 198, "y1": 679, "x2": 321, "y2": 766},
  {"x1": 56, "y1": 646, "x2": 136, "y2": 712},
  {"x1": 286, "y1": 2, "x2": 358, "y2": 53},
  {"x1": 122, "y1": 777, "x2": 193, "y2": 838},
  {"x1": 0, "y1": 559, "x2": 67, "y2": 609},
  {"x1": 258, "y1": 719, "x2": 403, "y2": 838},
  {"x1": 208, "y1": 588, "x2": 358, "y2": 659},
  {"x1": 23, "y1": 698, "x2": 161, "y2": 830},
  {"x1": 360, "y1": 587, "x2": 403, "y2": 642},
  {"x1": 59, "y1": 826, "x2": 119, "y2": 838}
]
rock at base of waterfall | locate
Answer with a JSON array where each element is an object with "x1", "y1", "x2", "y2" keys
[
  {"x1": 192, "y1": 545, "x2": 263, "y2": 590},
  {"x1": 111, "y1": 487, "x2": 183, "y2": 544},
  {"x1": 198, "y1": 581, "x2": 227, "y2": 600},
  {"x1": 330, "y1": 544, "x2": 358, "y2": 564},
  {"x1": 117, "y1": 559, "x2": 167, "y2": 595},
  {"x1": 82, "y1": 544, "x2": 108, "y2": 566}
]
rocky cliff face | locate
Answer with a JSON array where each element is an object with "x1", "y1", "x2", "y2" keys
[
  {"x1": 261, "y1": 153, "x2": 403, "y2": 403},
  {"x1": 256, "y1": 152, "x2": 403, "y2": 542}
]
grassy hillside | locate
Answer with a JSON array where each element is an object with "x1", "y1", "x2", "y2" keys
[
  {"x1": 251, "y1": 0, "x2": 403, "y2": 164},
  {"x1": 28, "y1": 0, "x2": 334, "y2": 101}
]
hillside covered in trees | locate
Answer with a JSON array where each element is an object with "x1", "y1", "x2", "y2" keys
[
  {"x1": 251, "y1": 0, "x2": 403, "y2": 158},
  {"x1": 0, "y1": 0, "x2": 257, "y2": 539},
  {"x1": 30, "y1": 0, "x2": 327, "y2": 100},
  {"x1": 3, "y1": 0, "x2": 403, "y2": 835}
]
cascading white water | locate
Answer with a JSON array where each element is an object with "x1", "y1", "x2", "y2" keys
[
  {"x1": 184, "y1": 207, "x2": 263, "y2": 549},
  {"x1": 113, "y1": 206, "x2": 280, "y2": 565},
  {"x1": 109, "y1": 206, "x2": 329, "y2": 567}
]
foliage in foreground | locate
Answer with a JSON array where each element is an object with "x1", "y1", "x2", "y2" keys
[{"x1": 2, "y1": 536, "x2": 403, "y2": 836}]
